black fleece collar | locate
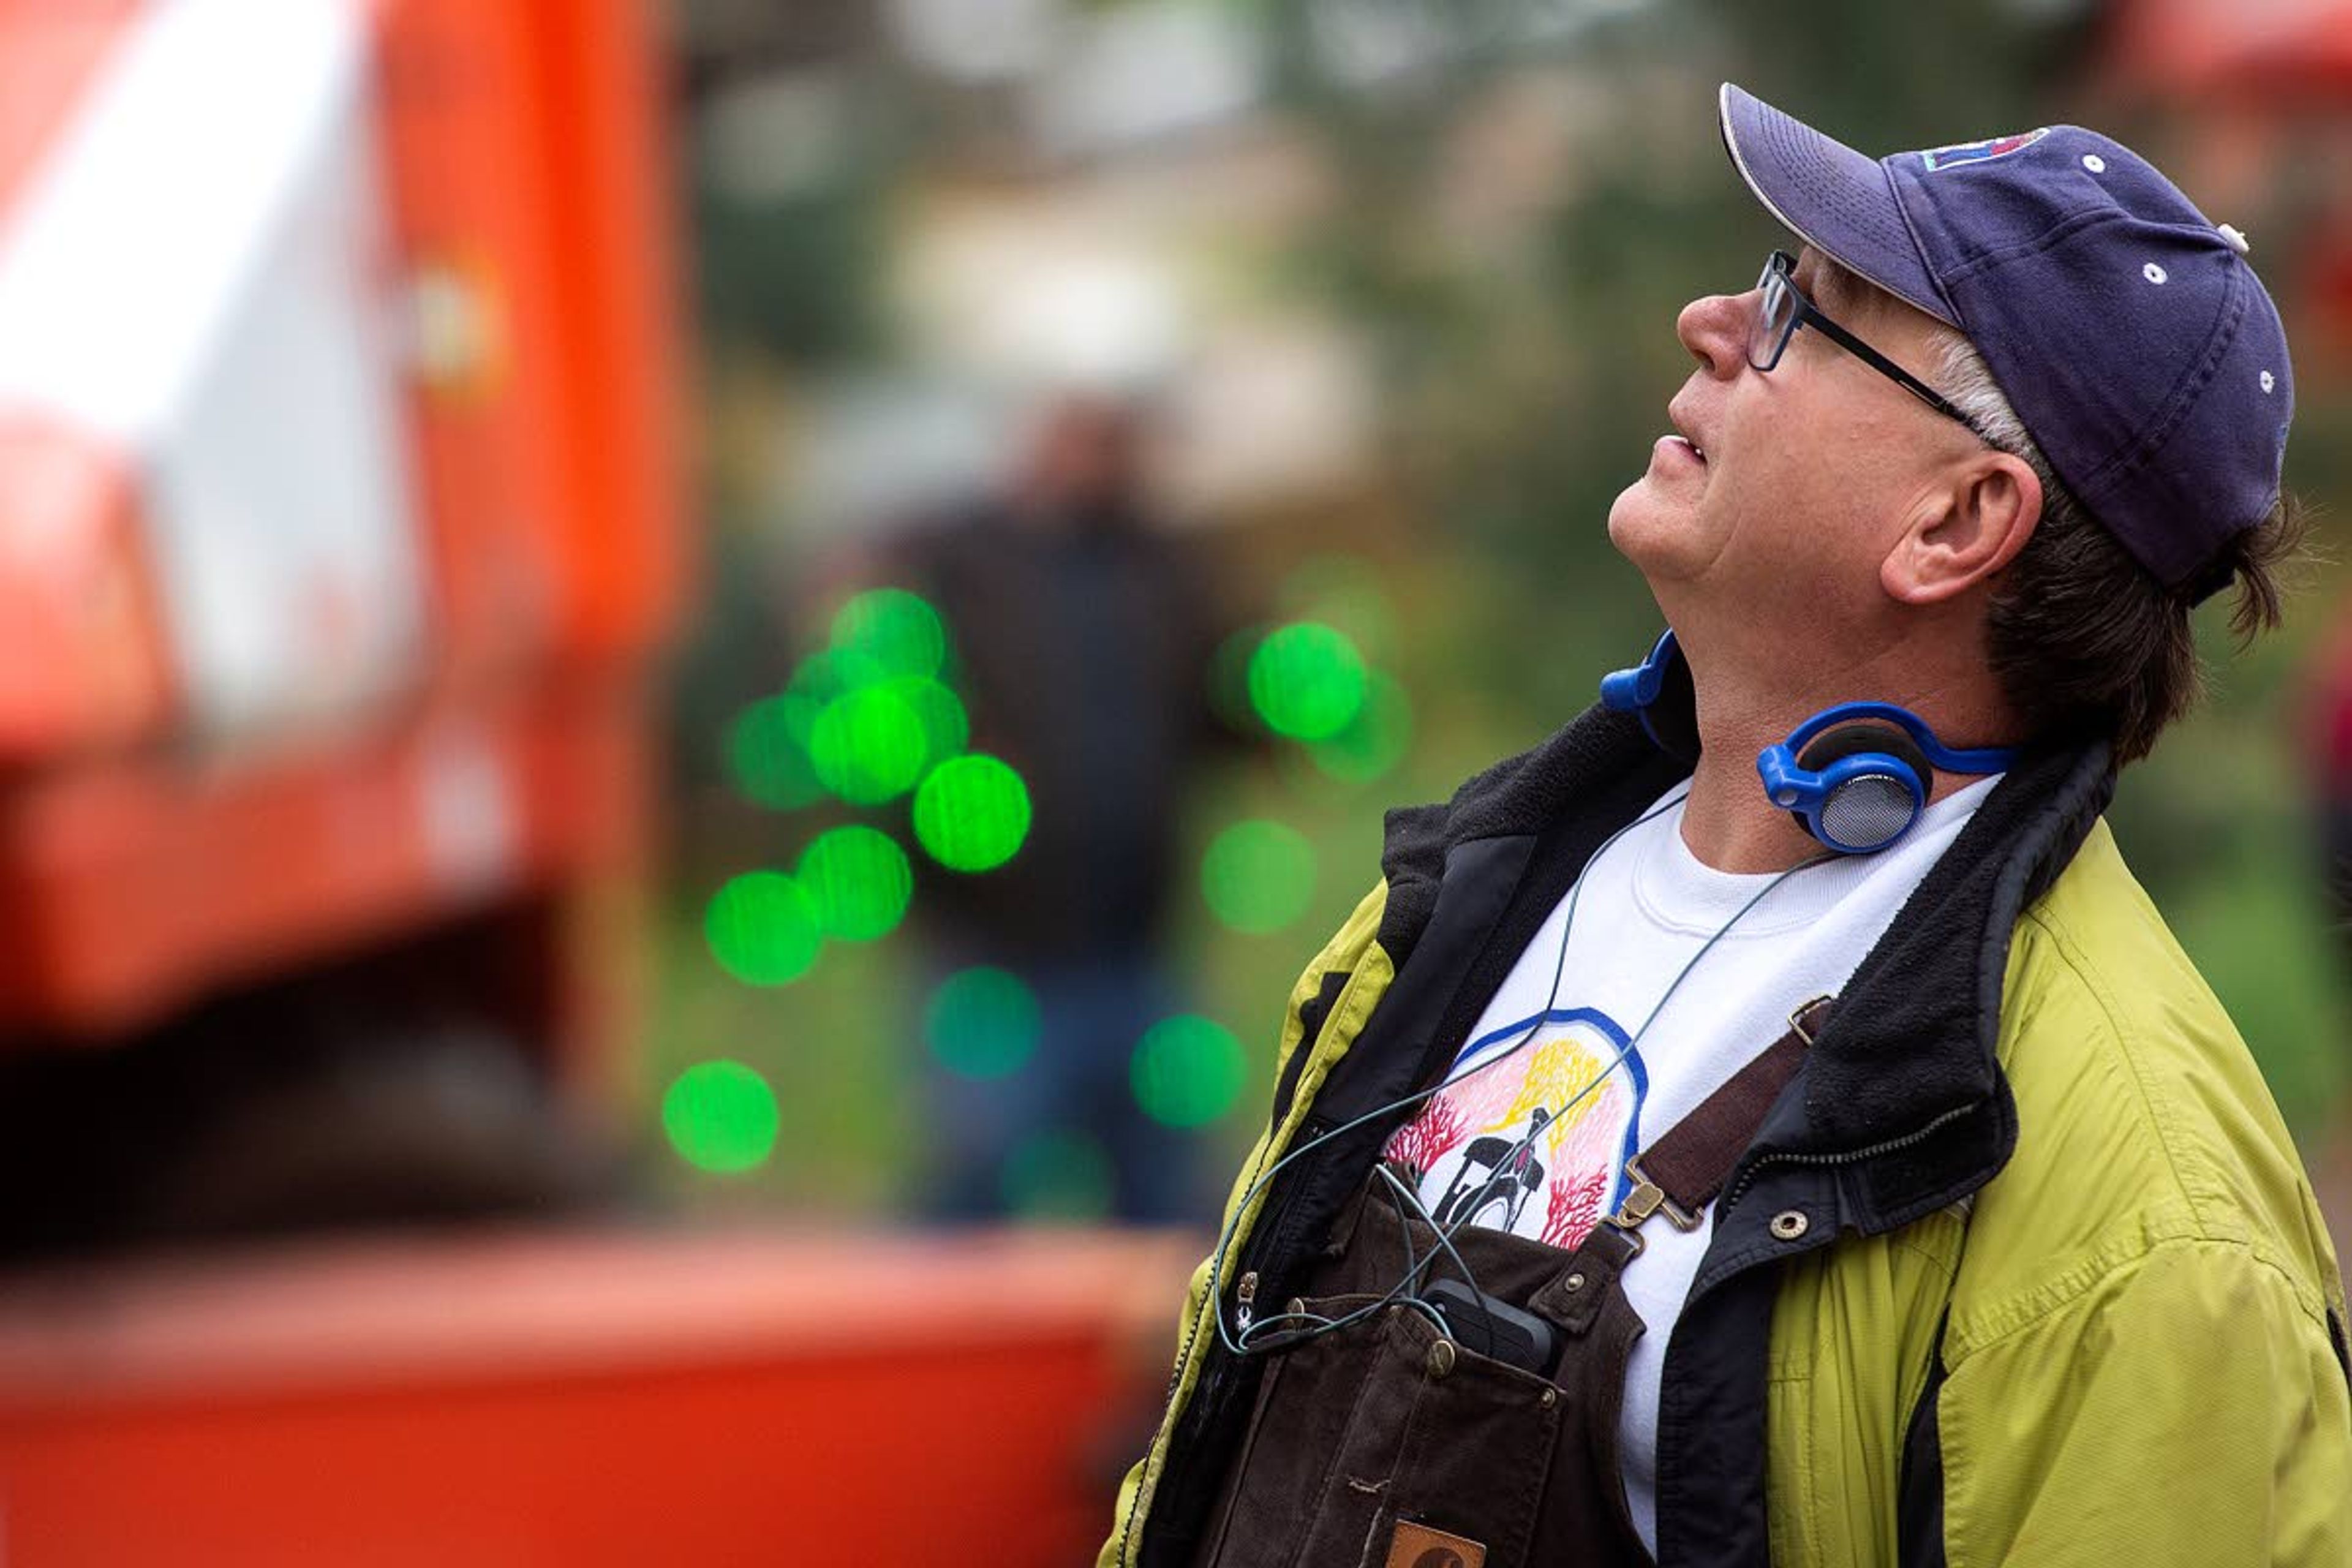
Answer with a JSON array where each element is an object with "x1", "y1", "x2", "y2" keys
[{"x1": 1378, "y1": 702, "x2": 2116, "y2": 1218}]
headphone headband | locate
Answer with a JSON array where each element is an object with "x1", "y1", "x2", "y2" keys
[
  {"x1": 1777, "y1": 701, "x2": 2019, "y2": 777},
  {"x1": 1600, "y1": 629, "x2": 2017, "y2": 854}
]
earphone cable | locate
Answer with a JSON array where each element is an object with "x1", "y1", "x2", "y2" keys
[
  {"x1": 1209, "y1": 788, "x2": 1689, "y2": 1359},
  {"x1": 1212, "y1": 790, "x2": 1833, "y2": 1360},
  {"x1": 1414, "y1": 845, "x2": 1832, "y2": 1276}
]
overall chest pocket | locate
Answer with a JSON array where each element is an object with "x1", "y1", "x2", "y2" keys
[{"x1": 1197, "y1": 1290, "x2": 1566, "y2": 1568}]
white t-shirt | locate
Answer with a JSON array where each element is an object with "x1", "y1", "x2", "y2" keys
[{"x1": 1378, "y1": 776, "x2": 1997, "y2": 1555}]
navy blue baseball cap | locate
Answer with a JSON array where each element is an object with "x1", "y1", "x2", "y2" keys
[{"x1": 1718, "y1": 83, "x2": 2292, "y2": 598}]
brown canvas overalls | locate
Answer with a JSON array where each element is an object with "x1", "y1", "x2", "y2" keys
[{"x1": 1192, "y1": 1001, "x2": 1826, "y2": 1568}]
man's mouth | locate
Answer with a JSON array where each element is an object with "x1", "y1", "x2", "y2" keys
[{"x1": 1665, "y1": 395, "x2": 1709, "y2": 466}]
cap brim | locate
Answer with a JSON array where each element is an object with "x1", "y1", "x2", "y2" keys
[{"x1": 1718, "y1": 83, "x2": 1958, "y2": 328}]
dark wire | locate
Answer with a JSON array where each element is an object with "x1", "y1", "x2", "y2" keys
[
  {"x1": 1414, "y1": 845, "x2": 1834, "y2": 1278},
  {"x1": 1378, "y1": 1162, "x2": 1496, "y2": 1359},
  {"x1": 1215, "y1": 790, "x2": 1834, "y2": 1362},
  {"x1": 1364, "y1": 844, "x2": 1830, "y2": 1364},
  {"x1": 1212, "y1": 788, "x2": 1689, "y2": 1359}
]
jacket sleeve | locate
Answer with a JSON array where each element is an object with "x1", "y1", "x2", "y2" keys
[{"x1": 1934, "y1": 1236, "x2": 2352, "y2": 1567}]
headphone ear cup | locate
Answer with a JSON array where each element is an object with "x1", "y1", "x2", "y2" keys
[{"x1": 1792, "y1": 723, "x2": 1933, "y2": 853}]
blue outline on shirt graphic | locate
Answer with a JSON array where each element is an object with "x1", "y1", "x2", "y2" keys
[{"x1": 1444, "y1": 1006, "x2": 1648, "y2": 1225}]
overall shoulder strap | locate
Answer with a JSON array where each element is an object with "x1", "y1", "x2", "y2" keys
[{"x1": 1612, "y1": 996, "x2": 1834, "y2": 1235}]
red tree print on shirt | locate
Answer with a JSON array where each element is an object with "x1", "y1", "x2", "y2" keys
[
  {"x1": 1540, "y1": 1163, "x2": 1610, "y2": 1250},
  {"x1": 1382, "y1": 1094, "x2": 1467, "y2": 1183},
  {"x1": 1535, "y1": 1069, "x2": 1635, "y2": 1247}
]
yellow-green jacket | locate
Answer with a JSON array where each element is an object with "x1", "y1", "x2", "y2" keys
[{"x1": 1102, "y1": 712, "x2": 2352, "y2": 1567}]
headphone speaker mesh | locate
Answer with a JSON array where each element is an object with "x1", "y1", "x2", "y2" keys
[{"x1": 1818, "y1": 773, "x2": 1917, "y2": 851}]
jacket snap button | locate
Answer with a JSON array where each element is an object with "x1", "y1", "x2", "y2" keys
[
  {"x1": 1540, "y1": 1387, "x2": 1559, "y2": 1408},
  {"x1": 1286, "y1": 1297, "x2": 1306, "y2": 1319},
  {"x1": 1426, "y1": 1339, "x2": 1457, "y2": 1378},
  {"x1": 1563, "y1": 1271, "x2": 1586, "y2": 1293},
  {"x1": 1770, "y1": 1210, "x2": 1810, "y2": 1241}
]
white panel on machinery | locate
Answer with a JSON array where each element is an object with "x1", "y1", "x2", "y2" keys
[{"x1": 0, "y1": 0, "x2": 425, "y2": 741}]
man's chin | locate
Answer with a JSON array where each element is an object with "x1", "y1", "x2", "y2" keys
[{"x1": 1605, "y1": 484, "x2": 1684, "y2": 575}]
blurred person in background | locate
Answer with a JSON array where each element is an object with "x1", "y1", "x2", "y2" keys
[
  {"x1": 890, "y1": 392, "x2": 1237, "y2": 1226},
  {"x1": 1102, "y1": 89, "x2": 2351, "y2": 1567}
]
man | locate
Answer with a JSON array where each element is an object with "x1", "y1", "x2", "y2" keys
[
  {"x1": 891, "y1": 393, "x2": 1236, "y2": 1224},
  {"x1": 1101, "y1": 86, "x2": 2352, "y2": 1567}
]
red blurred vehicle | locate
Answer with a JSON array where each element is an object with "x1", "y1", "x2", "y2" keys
[
  {"x1": 0, "y1": 9, "x2": 1219, "y2": 1561},
  {"x1": 0, "y1": 0, "x2": 685, "y2": 1249}
]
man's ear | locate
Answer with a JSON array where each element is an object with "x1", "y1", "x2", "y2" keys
[{"x1": 1882, "y1": 451, "x2": 2042, "y2": 606}]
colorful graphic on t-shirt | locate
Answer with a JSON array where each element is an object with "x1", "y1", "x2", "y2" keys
[{"x1": 1380, "y1": 1008, "x2": 1646, "y2": 1251}]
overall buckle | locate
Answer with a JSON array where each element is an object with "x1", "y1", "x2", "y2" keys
[{"x1": 1609, "y1": 1156, "x2": 1702, "y2": 1234}]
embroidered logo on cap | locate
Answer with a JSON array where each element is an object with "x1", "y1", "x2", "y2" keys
[{"x1": 1919, "y1": 127, "x2": 2051, "y2": 172}]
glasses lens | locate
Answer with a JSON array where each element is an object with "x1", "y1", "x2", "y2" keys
[{"x1": 1749, "y1": 270, "x2": 1796, "y2": 370}]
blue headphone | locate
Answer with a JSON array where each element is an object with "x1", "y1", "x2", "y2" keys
[{"x1": 1601, "y1": 630, "x2": 2017, "y2": 855}]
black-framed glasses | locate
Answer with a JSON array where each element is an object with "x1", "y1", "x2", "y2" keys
[{"x1": 1747, "y1": 251, "x2": 1983, "y2": 438}]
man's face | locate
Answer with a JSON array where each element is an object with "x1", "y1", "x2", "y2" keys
[
  {"x1": 1022, "y1": 396, "x2": 1141, "y2": 519},
  {"x1": 1606, "y1": 249, "x2": 1983, "y2": 652}
]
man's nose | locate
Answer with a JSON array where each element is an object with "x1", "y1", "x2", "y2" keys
[{"x1": 1676, "y1": 290, "x2": 1750, "y2": 380}]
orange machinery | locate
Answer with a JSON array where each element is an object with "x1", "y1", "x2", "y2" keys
[
  {"x1": 0, "y1": 8, "x2": 1191, "y2": 1560},
  {"x1": 0, "y1": 0, "x2": 683, "y2": 1091},
  {"x1": 0, "y1": 1225, "x2": 1193, "y2": 1566}
]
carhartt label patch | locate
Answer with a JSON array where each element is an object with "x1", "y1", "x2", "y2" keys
[{"x1": 1384, "y1": 1520, "x2": 1486, "y2": 1568}]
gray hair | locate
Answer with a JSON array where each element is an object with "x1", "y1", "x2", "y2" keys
[{"x1": 1925, "y1": 333, "x2": 2076, "y2": 533}]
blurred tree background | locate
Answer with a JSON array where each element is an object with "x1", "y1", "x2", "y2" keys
[{"x1": 649, "y1": 0, "x2": 2352, "y2": 1222}]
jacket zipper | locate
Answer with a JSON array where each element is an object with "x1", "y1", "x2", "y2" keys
[
  {"x1": 1721, "y1": 1104, "x2": 1976, "y2": 1213},
  {"x1": 1116, "y1": 1114, "x2": 1325, "y2": 1566}
]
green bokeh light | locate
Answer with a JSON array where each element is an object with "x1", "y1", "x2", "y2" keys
[
  {"x1": 1308, "y1": 671, "x2": 1413, "y2": 785},
  {"x1": 925, "y1": 966, "x2": 1041, "y2": 1079},
  {"x1": 1206, "y1": 622, "x2": 1270, "y2": 734},
  {"x1": 1278, "y1": 554, "x2": 1395, "y2": 665},
  {"x1": 831, "y1": 588, "x2": 947, "y2": 679},
  {"x1": 809, "y1": 685, "x2": 930, "y2": 804},
  {"x1": 1247, "y1": 622, "x2": 1368, "y2": 741},
  {"x1": 725, "y1": 695, "x2": 826, "y2": 810},
  {"x1": 1131, "y1": 1015, "x2": 1250, "y2": 1128},
  {"x1": 791, "y1": 646, "x2": 888, "y2": 706},
  {"x1": 913, "y1": 753, "x2": 1033, "y2": 871},
  {"x1": 777, "y1": 688, "x2": 827, "y2": 745},
  {"x1": 1000, "y1": 1129, "x2": 1114, "y2": 1222},
  {"x1": 796, "y1": 826, "x2": 913, "y2": 941},
  {"x1": 1201, "y1": 819, "x2": 1317, "y2": 934},
  {"x1": 704, "y1": 872, "x2": 823, "y2": 986},
  {"x1": 889, "y1": 675, "x2": 970, "y2": 764},
  {"x1": 662, "y1": 1060, "x2": 780, "y2": 1174}
]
